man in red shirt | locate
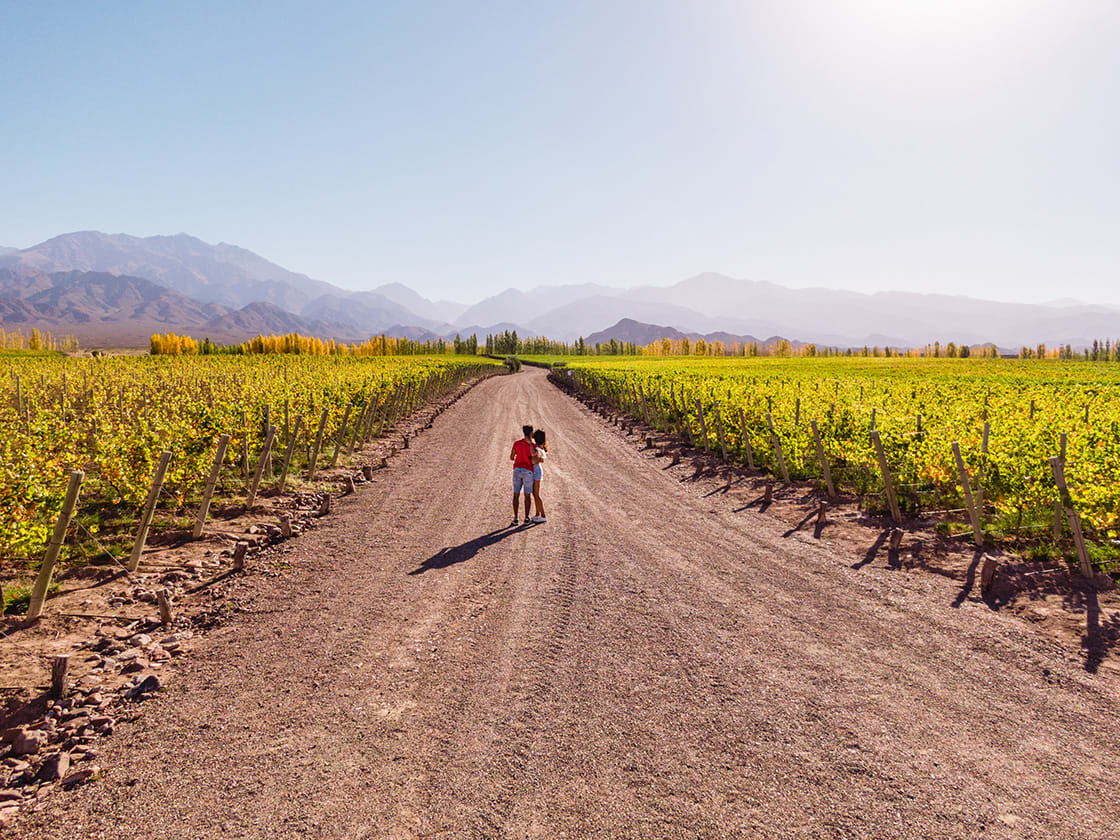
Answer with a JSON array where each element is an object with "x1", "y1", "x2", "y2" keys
[{"x1": 510, "y1": 425, "x2": 535, "y2": 525}]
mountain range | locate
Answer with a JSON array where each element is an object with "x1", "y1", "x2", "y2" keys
[{"x1": 1, "y1": 231, "x2": 1117, "y2": 349}]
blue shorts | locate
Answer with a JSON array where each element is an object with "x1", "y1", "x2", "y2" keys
[
  {"x1": 512, "y1": 468, "x2": 534, "y2": 494},
  {"x1": 533, "y1": 465, "x2": 543, "y2": 482}
]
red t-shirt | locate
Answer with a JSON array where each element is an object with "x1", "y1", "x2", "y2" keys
[{"x1": 511, "y1": 439, "x2": 534, "y2": 470}]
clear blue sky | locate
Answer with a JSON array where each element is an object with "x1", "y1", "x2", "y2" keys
[{"x1": 2, "y1": 1, "x2": 1118, "y2": 304}]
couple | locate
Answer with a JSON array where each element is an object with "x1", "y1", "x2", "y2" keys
[{"x1": 510, "y1": 425, "x2": 548, "y2": 525}]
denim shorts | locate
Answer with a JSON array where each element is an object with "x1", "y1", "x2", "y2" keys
[
  {"x1": 512, "y1": 467, "x2": 534, "y2": 494},
  {"x1": 532, "y1": 465, "x2": 543, "y2": 482}
]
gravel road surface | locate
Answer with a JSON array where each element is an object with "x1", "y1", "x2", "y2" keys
[{"x1": 16, "y1": 368, "x2": 1120, "y2": 839}]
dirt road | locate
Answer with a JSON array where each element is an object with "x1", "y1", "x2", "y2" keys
[{"x1": 16, "y1": 368, "x2": 1120, "y2": 839}]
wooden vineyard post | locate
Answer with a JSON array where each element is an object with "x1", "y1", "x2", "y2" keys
[
  {"x1": 638, "y1": 384, "x2": 651, "y2": 425},
  {"x1": 976, "y1": 421, "x2": 990, "y2": 511},
  {"x1": 870, "y1": 431, "x2": 902, "y2": 523},
  {"x1": 330, "y1": 403, "x2": 353, "y2": 468},
  {"x1": 348, "y1": 401, "x2": 370, "y2": 454},
  {"x1": 192, "y1": 434, "x2": 230, "y2": 539},
  {"x1": 126, "y1": 450, "x2": 172, "y2": 573},
  {"x1": 263, "y1": 404, "x2": 273, "y2": 477},
  {"x1": 156, "y1": 588, "x2": 173, "y2": 624},
  {"x1": 246, "y1": 426, "x2": 277, "y2": 510},
  {"x1": 810, "y1": 420, "x2": 836, "y2": 499},
  {"x1": 951, "y1": 442, "x2": 983, "y2": 546},
  {"x1": 695, "y1": 399, "x2": 709, "y2": 451},
  {"x1": 283, "y1": 400, "x2": 290, "y2": 453},
  {"x1": 50, "y1": 655, "x2": 69, "y2": 698},
  {"x1": 277, "y1": 416, "x2": 304, "y2": 493},
  {"x1": 27, "y1": 470, "x2": 83, "y2": 620},
  {"x1": 307, "y1": 407, "x2": 330, "y2": 480},
  {"x1": 1049, "y1": 456, "x2": 1092, "y2": 578},
  {"x1": 713, "y1": 406, "x2": 729, "y2": 462},
  {"x1": 738, "y1": 407, "x2": 755, "y2": 469},
  {"x1": 765, "y1": 413, "x2": 791, "y2": 486},
  {"x1": 240, "y1": 410, "x2": 249, "y2": 476},
  {"x1": 1052, "y1": 432, "x2": 1067, "y2": 542}
]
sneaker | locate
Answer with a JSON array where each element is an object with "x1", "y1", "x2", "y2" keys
[
  {"x1": 510, "y1": 518, "x2": 520, "y2": 526},
  {"x1": 530, "y1": 516, "x2": 546, "y2": 524}
]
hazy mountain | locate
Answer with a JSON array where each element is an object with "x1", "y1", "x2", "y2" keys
[
  {"x1": 586, "y1": 318, "x2": 790, "y2": 349},
  {"x1": 300, "y1": 290, "x2": 444, "y2": 335},
  {"x1": 455, "y1": 283, "x2": 621, "y2": 328},
  {"x1": 526, "y1": 296, "x2": 723, "y2": 342},
  {"x1": 0, "y1": 231, "x2": 343, "y2": 310},
  {"x1": 0, "y1": 246, "x2": 16, "y2": 256},
  {"x1": 373, "y1": 282, "x2": 467, "y2": 323},
  {"x1": 4, "y1": 231, "x2": 1117, "y2": 350},
  {"x1": 626, "y1": 273, "x2": 1120, "y2": 348},
  {"x1": 0, "y1": 268, "x2": 227, "y2": 326},
  {"x1": 203, "y1": 301, "x2": 339, "y2": 338}
]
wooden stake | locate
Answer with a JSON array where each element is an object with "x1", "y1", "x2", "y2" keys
[
  {"x1": 765, "y1": 413, "x2": 791, "y2": 485},
  {"x1": 263, "y1": 404, "x2": 273, "y2": 476},
  {"x1": 306, "y1": 407, "x2": 327, "y2": 479},
  {"x1": 246, "y1": 426, "x2": 276, "y2": 510},
  {"x1": 810, "y1": 420, "x2": 836, "y2": 499},
  {"x1": 738, "y1": 406, "x2": 755, "y2": 469},
  {"x1": 240, "y1": 410, "x2": 249, "y2": 476},
  {"x1": 1053, "y1": 432, "x2": 1067, "y2": 541},
  {"x1": 330, "y1": 403, "x2": 353, "y2": 468},
  {"x1": 232, "y1": 541, "x2": 248, "y2": 570},
  {"x1": 277, "y1": 416, "x2": 304, "y2": 493},
  {"x1": 817, "y1": 501, "x2": 827, "y2": 526},
  {"x1": 28, "y1": 470, "x2": 83, "y2": 620},
  {"x1": 192, "y1": 435, "x2": 230, "y2": 539},
  {"x1": 695, "y1": 399, "x2": 709, "y2": 451},
  {"x1": 50, "y1": 655, "x2": 69, "y2": 698},
  {"x1": 951, "y1": 442, "x2": 983, "y2": 546},
  {"x1": 976, "y1": 421, "x2": 990, "y2": 511},
  {"x1": 870, "y1": 431, "x2": 901, "y2": 523},
  {"x1": 713, "y1": 405, "x2": 729, "y2": 462},
  {"x1": 1049, "y1": 456, "x2": 1092, "y2": 578},
  {"x1": 156, "y1": 588, "x2": 173, "y2": 624},
  {"x1": 127, "y1": 451, "x2": 172, "y2": 573}
]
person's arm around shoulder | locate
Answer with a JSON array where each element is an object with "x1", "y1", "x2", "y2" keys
[{"x1": 511, "y1": 440, "x2": 518, "y2": 462}]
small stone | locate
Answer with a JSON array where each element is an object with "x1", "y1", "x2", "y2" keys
[
  {"x1": 135, "y1": 675, "x2": 161, "y2": 694},
  {"x1": 130, "y1": 633, "x2": 152, "y2": 646},
  {"x1": 60, "y1": 766, "x2": 99, "y2": 788},
  {"x1": 0, "y1": 790, "x2": 22, "y2": 803},
  {"x1": 149, "y1": 647, "x2": 171, "y2": 662},
  {"x1": 121, "y1": 658, "x2": 149, "y2": 674},
  {"x1": 10, "y1": 730, "x2": 47, "y2": 758},
  {"x1": 37, "y1": 751, "x2": 70, "y2": 782}
]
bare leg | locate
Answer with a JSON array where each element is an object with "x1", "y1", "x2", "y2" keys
[
  {"x1": 532, "y1": 481, "x2": 545, "y2": 518},
  {"x1": 512, "y1": 492, "x2": 520, "y2": 521},
  {"x1": 523, "y1": 493, "x2": 532, "y2": 520}
]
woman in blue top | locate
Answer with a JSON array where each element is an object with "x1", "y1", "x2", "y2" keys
[{"x1": 530, "y1": 429, "x2": 548, "y2": 524}]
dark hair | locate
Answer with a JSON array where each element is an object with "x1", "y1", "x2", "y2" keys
[
  {"x1": 533, "y1": 429, "x2": 547, "y2": 451},
  {"x1": 522, "y1": 425, "x2": 534, "y2": 438}
]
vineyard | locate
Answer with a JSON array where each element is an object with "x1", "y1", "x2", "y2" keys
[
  {"x1": 540, "y1": 356, "x2": 1120, "y2": 571},
  {"x1": 0, "y1": 353, "x2": 501, "y2": 607}
]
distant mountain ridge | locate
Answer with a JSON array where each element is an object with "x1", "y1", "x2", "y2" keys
[
  {"x1": 1, "y1": 231, "x2": 1117, "y2": 349},
  {"x1": 585, "y1": 318, "x2": 802, "y2": 350}
]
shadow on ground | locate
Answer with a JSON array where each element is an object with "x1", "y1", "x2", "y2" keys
[{"x1": 409, "y1": 526, "x2": 522, "y2": 575}]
